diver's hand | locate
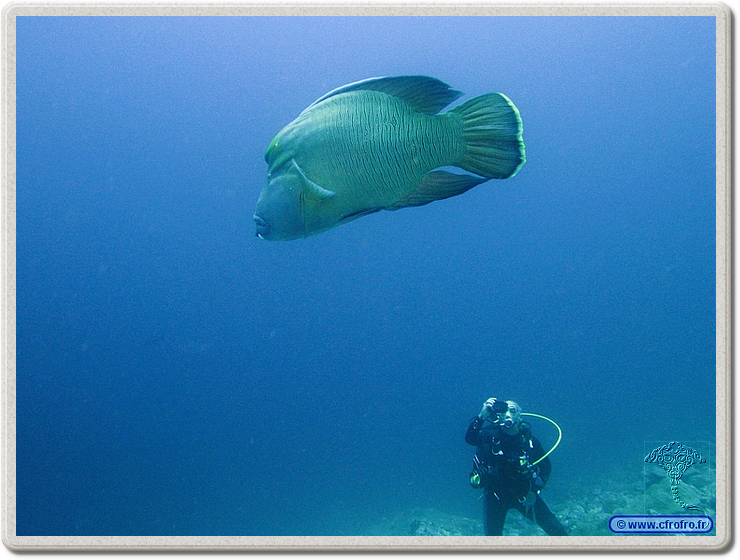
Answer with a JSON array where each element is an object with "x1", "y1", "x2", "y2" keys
[
  {"x1": 522, "y1": 491, "x2": 537, "y2": 508},
  {"x1": 479, "y1": 397, "x2": 497, "y2": 420}
]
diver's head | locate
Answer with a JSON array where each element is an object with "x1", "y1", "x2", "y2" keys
[{"x1": 498, "y1": 400, "x2": 523, "y2": 434}]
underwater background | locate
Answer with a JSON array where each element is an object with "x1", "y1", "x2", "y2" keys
[{"x1": 16, "y1": 16, "x2": 716, "y2": 536}]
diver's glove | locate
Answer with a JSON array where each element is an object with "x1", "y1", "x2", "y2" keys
[{"x1": 479, "y1": 397, "x2": 497, "y2": 420}]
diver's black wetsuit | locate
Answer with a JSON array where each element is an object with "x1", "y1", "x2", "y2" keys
[{"x1": 465, "y1": 417, "x2": 568, "y2": 536}]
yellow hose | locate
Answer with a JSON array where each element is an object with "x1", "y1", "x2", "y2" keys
[{"x1": 521, "y1": 412, "x2": 562, "y2": 466}]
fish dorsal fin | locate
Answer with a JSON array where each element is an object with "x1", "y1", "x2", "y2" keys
[
  {"x1": 292, "y1": 159, "x2": 336, "y2": 200},
  {"x1": 305, "y1": 76, "x2": 464, "y2": 115},
  {"x1": 387, "y1": 170, "x2": 487, "y2": 210}
]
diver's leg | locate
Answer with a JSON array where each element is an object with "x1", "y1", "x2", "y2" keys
[
  {"x1": 533, "y1": 495, "x2": 568, "y2": 536},
  {"x1": 483, "y1": 492, "x2": 508, "y2": 536}
]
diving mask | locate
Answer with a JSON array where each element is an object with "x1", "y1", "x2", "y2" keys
[{"x1": 498, "y1": 401, "x2": 522, "y2": 432}]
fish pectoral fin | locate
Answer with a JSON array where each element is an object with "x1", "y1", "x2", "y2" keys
[
  {"x1": 304, "y1": 76, "x2": 463, "y2": 115},
  {"x1": 292, "y1": 159, "x2": 336, "y2": 201},
  {"x1": 388, "y1": 171, "x2": 488, "y2": 210}
]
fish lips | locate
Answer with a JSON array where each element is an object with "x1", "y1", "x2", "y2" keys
[
  {"x1": 253, "y1": 172, "x2": 306, "y2": 240},
  {"x1": 253, "y1": 214, "x2": 271, "y2": 239}
]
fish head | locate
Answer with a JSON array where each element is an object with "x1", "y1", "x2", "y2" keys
[
  {"x1": 254, "y1": 155, "x2": 342, "y2": 240},
  {"x1": 253, "y1": 169, "x2": 306, "y2": 241}
]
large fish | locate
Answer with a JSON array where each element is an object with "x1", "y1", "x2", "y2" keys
[{"x1": 253, "y1": 76, "x2": 525, "y2": 240}]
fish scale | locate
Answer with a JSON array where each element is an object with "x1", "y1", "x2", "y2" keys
[{"x1": 312, "y1": 93, "x2": 453, "y2": 202}]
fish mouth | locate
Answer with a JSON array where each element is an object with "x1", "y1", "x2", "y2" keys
[{"x1": 253, "y1": 214, "x2": 271, "y2": 239}]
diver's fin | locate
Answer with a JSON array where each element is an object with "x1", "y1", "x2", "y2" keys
[
  {"x1": 387, "y1": 171, "x2": 487, "y2": 210},
  {"x1": 305, "y1": 76, "x2": 463, "y2": 115},
  {"x1": 451, "y1": 92, "x2": 526, "y2": 179},
  {"x1": 292, "y1": 159, "x2": 336, "y2": 200}
]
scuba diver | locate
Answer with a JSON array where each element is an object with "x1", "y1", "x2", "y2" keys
[{"x1": 465, "y1": 397, "x2": 568, "y2": 536}]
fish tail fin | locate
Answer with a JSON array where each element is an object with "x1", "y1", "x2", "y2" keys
[{"x1": 451, "y1": 93, "x2": 526, "y2": 179}]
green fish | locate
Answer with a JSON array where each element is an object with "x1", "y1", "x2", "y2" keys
[{"x1": 253, "y1": 76, "x2": 525, "y2": 240}]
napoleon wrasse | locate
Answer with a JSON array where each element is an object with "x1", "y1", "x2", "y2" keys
[{"x1": 254, "y1": 76, "x2": 525, "y2": 240}]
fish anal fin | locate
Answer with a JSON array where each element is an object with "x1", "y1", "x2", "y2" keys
[
  {"x1": 388, "y1": 171, "x2": 487, "y2": 210},
  {"x1": 339, "y1": 207, "x2": 381, "y2": 225}
]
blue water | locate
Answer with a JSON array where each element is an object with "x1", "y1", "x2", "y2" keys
[{"x1": 16, "y1": 16, "x2": 716, "y2": 536}]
